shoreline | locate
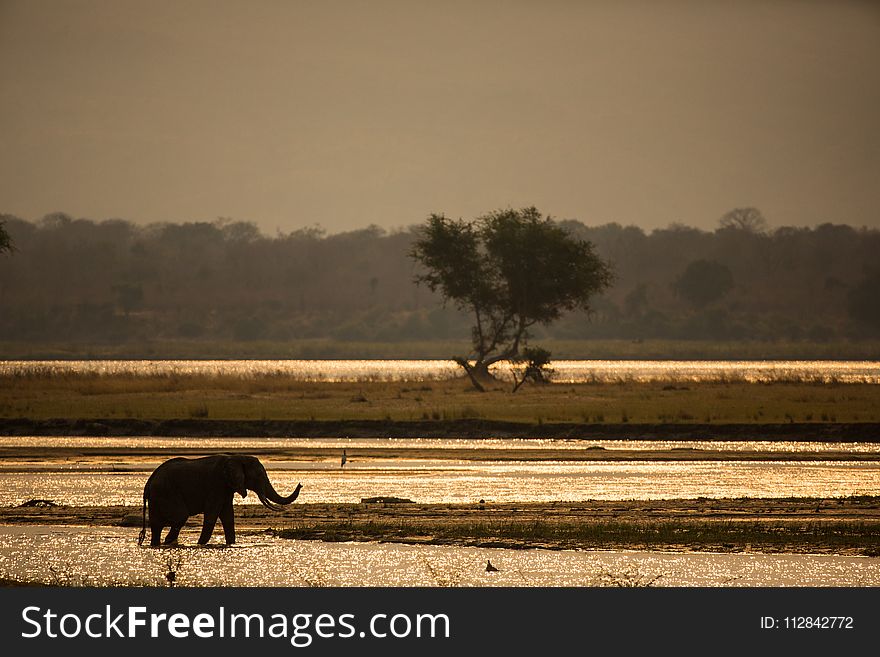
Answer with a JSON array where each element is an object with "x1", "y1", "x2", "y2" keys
[
  {"x1": 2, "y1": 498, "x2": 878, "y2": 556},
  {"x1": 1, "y1": 446, "x2": 878, "y2": 462},
  {"x1": 2, "y1": 418, "x2": 879, "y2": 441}
]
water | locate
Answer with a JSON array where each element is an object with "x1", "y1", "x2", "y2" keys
[
  {"x1": 2, "y1": 454, "x2": 878, "y2": 506},
  {"x1": 0, "y1": 526, "x2": 876, "y2": 587},
  {"x1": 3, "y1": 359, "x2": 879, "y2": 383},
  {"x1": 3, "y1": 435, "x2": 878, "y2": 453},
  {"x1": 2, "y1": 435, "x2": 878, "y2": 505},
  {"x1": 3, "y1": 435, "x2": 877, "y2": 587}
]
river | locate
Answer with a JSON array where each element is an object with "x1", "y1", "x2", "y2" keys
[
  {"x1": 1, "y1": 526, "x2": 877, "y2": 587},
  {"x1": 1, "y1": 436, "x2": 879, "y2": 505},
  {"x1": 3, "y1": 359, "x2": 880, "y2": 383}
]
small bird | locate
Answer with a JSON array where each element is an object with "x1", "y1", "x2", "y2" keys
[
  {"x1": 486, "y1": 559, "x2": 499, "y2": 573},
  {"x1": 341, "y1": 449, "x2": 347, "y2": 468}
]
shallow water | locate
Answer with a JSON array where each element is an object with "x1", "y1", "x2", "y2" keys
[
  {"x1": 0, "y1": 526, "x2": 876, "y2": 587},
  {"x1": 2, "y1": 458, "x2": 879, "y2": 506},
  {"x1": 3, "y1": 435, "x2": 878, "y2": 453},
  {"x1": 2, "y1": 434, "x2": 878, "y2": 505},
  {"x1": 3, "y1": 359, "x2": 879, "y2": 383}
]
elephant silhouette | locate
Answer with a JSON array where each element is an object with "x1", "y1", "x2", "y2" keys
[{"x1": 138, "y1": 454, "x2": 302, "y2": 546}]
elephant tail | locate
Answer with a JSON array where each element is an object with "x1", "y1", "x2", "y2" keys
[{"x1": 137, "y1": 483, "x2": 148, "y2": 546}]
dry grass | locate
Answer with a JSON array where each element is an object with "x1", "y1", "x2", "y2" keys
[{"x1": 1, "y1": 371, "x2": 879, "y2": 424}]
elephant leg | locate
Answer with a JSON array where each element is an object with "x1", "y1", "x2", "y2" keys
[
  {"x1": 199, "y1": 511, "x2": 220, "y2": 545},
  {"x1": 219, "y1": 501, "x2": 236, "y2": 545},
  {"x1": 150, "y1": 523, "x2": 163, "y2": 547},
  {"x1": 148, "y1": 504, "x2": 168, "y2": 546},
  {"x1": 164, "y1": 524, "x2": 183, "y2": 545},
  {"x1": 155, "y1": 497, "x2": 187, "y2": 546}
]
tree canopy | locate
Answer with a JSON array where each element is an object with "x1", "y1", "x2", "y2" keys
[
  {"x1": 0, "y1": 219, "x2": 13, "y2": 255},
  {"x1": 673, "y1": 259, "x2": 734, "y2": 309},
  {"x1": 411, "y1": 207, "x2": 612, "y2": 388},
  {"x1": 718, "y1": 207, "x2": 768, "y2": 234},
  {"x1": 847, "y1": 270, "x2": 880, "y2": 332}
]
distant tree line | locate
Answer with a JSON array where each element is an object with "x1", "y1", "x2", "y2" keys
[{"x1": 0, "y1": 209, "x2": 878, "y2": 347}]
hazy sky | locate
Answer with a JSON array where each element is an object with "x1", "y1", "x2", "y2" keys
[{"x1": 1, "y1": 0, "x2": 878, "y2": 234}]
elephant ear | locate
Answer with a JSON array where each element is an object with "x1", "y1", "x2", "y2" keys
[{"x1": 224, "y1": 457, "x2": 248, "y2": 498}]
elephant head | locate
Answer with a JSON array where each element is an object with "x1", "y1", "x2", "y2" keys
[{"x1": 224, "y1": 454, "x2": 302, "y2": 511}]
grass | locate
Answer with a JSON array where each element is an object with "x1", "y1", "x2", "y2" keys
[
  {"x1": 1, "y1": 371, "x2": 879, "y2": 424},
  {"x1": 264, "y1": 496, "x2": 880, "y2": 555},
  {"x1": 275, "y1": 518, "x2": 880, "y2": 554}
]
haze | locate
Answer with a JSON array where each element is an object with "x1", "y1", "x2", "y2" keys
[{"x1": 1, "y1": 0, "x2": 878, "y2": 234}]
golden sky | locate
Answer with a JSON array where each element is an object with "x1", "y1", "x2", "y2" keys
[{"x1": 1, "y1": 0, "x2": 878, "y2": 233}]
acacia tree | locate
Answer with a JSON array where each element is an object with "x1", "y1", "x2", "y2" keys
[
  {"x1": 411, "y1": 207, "x2": 612, "y2": 390},
  {"x1": 718, "y1": 207, "x2": 768, "y2": 234}
]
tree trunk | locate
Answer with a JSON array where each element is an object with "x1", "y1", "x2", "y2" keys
[{"x1": 453, "y1": 357, "x2": 495, "y2": 392}]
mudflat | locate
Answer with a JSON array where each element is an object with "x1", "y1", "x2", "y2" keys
[
  {"x1": 2, "y1": 417, "x2": 880, "y2": 444},
  {"x1": 2, "y1": 497, "x2": 878, "y2": 556}
]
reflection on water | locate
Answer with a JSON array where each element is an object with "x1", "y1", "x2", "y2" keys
[
  {"x1": 2, "y1": 435, "x2": 878, "y2": 504},
  {"x1": 2, "y1": 460, "x2": 878, "y2": 506},
  {"x1": 2, "y1": 359, "x2": 879, "y2": 383},
  {"x1": 0, "y1": 526, "x2": 876, "y2": 587},
  {"x1": 2, "y1": 435, "x2": 878, "y2": 453}
]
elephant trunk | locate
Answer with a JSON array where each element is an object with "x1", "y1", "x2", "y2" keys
[{"x1": 256, "y1": 477, "x2": 302, "y2": 512}]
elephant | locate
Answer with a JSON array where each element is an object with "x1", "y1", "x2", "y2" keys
[{"x1": 138, "y1": 454, "x2": 302, "y2": 547}]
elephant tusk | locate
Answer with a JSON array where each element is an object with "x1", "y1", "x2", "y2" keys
[{"x1": 258, "y1": 493, "x2": 284, "y2": 511}]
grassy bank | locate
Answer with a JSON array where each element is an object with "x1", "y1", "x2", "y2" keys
[
  {"x1": 2, "y1": 374, "x2": 879, "y2": 425},
  {"x1": 276, "y1": 518, "x2": 879, "y2": 555},
  {"x1": 2, "y1": 418, "x2": 880, "y2": 442},
  {"x1": 272, "y1": 497, "x2": 880, "y2": 555}
]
